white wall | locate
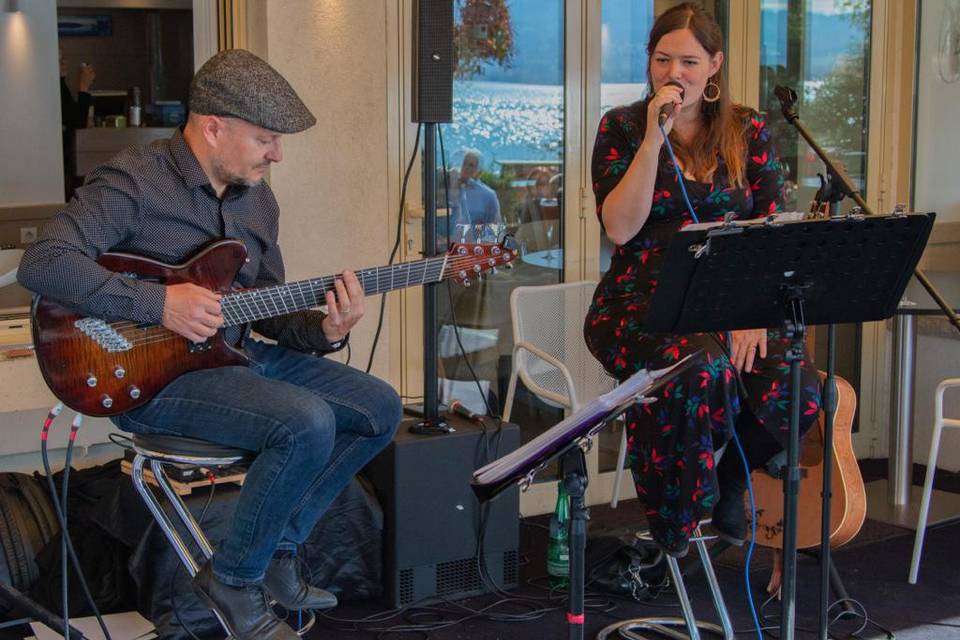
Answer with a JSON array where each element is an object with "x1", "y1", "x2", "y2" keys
[
  {"x1": 0, "y1": 2, "x2": 64, "y2": 205},
  {"x1": 913, "y1": 0, "x2": 960, "y2": 225},
  {"x1": 264, "y1": 1, "x2": 396, "y2": 379}
]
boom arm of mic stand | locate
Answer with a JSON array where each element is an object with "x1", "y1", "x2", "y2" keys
[{"x1": 774, "y1": 85, "x2": 960, "y2": 335}]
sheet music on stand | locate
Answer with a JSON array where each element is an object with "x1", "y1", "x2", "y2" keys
[
  {"x1": 644, "y1": 211, "x2": 934, "y2": 333},
  {"x1": 471, "y1": 354, "x2": 700, "y2": 502}
]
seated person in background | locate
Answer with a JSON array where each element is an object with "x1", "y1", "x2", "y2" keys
[
  {"x1": 517, "y1": 167, "x2": 558, "y2": 224},
  {"x1": 451, "y1": 149, "x2": 502, "y2": 235},
  {"x1": 20, "y1": 49, "x2": 401, "y2": 640}
]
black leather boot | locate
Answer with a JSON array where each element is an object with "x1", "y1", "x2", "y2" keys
[
  {"x1": 710, "y1": 449, "x2": 749, "y2": 546},
  {"x1": 263, "y1": 554, "x2": 338, "y2": 611},
  {"x1": 192, "y1": 562, "x2": 299, "y2": 640}
]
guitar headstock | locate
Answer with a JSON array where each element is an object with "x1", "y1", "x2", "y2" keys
[{"x1": 444, "y1": 238, "x2": 519, "y2": 286}]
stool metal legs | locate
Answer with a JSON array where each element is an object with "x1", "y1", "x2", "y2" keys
[
  {"x1": 131, "y1": 455, "x2": 210, "y2": 577},
  {"x1": 131, "y1": 454, "x2": 234, "y2": 637},
  {"x1": 131, "y1": 453, "x2": 316, "y2": 638},
  {"x1": 596, "y1": 527, "x2": 734, "y2": 640}
]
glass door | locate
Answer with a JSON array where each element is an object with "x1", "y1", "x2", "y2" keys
[
  {"x1": 433, "y1": 1, "x2": 569, "y2": 512},
  {"x1": 758, "y1": 0, "x2": 872, "y2": 425}
]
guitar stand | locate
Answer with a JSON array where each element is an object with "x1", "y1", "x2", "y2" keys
[{"x1": 798, "y1": 549, "x2": 857, "y2": 618}]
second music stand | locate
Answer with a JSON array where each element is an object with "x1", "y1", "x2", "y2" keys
[{"x1": 472, "y1": 354, "x2": 700, "y2": 640}]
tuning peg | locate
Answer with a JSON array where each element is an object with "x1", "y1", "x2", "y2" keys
[
  {"x1": 489, "y1": 267, "x2": 498, "y2": 276},
  {"x1": 463, "y1": 279, "x2": 471, "y2": 287}
]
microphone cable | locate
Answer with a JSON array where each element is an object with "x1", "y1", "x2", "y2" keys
[{"x1": 659, "y1": 122, "x2": 700, "y2": 225}]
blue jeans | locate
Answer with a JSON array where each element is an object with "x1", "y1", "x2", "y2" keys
[{"x1": 112, "y1": 340, "x2": 401, "y2": 586}]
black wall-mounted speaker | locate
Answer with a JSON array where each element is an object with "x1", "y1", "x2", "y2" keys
[
  {"x1": 412, "y1": 0, "x2": 454, "y2": 123},
  {"x1": 363, "y1": 418, "x2": 520, "y2": 607}
]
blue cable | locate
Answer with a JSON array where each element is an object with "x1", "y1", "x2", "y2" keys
[
  {"x1": 659, "y1": 123, "x2": 700, "y2": 224},
  {"x1": 724, "y1": 331, "x2": 763, "y2": 639},
  {"x1": 729, "y1": 417, "x2": 764, "y2": 640}
]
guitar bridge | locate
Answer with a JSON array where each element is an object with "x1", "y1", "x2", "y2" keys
[{"x1": 74, "y1": 318, "x2": 132, "y2": 352}]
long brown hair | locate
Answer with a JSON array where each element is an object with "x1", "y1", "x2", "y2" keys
[{"x1": 646, "y1": 3, "x2": 748, "y2": 187}]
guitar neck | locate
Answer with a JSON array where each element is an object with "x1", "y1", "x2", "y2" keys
[{"x1": 220, "y1": 254, "x2": 449, "y2": 327}]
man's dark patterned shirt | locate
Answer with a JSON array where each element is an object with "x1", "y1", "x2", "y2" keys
[{"x1": 18, "y1": 128, "x2": 335, "y2": 352}]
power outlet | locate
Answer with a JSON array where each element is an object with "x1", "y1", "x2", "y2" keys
[{"x1": 20, "y1": 227, "x2": 37, "y2": 244}]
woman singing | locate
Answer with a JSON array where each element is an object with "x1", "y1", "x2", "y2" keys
[{"x1": 584, "y1": 3, "x2": 821, "y2": 556}]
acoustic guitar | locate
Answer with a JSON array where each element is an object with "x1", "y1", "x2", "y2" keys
[
  {"x1": 747, "y1": 371, "x2": 866, "y2": 552},
  {"x1": 31, "y1": 238, "x2": 516, "y2": 417}
]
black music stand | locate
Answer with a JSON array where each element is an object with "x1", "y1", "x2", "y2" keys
[
  {"x1": 643, "y1": 211, "x2": 934, "y2": 639},
  {"x1": 472, "y1": 355, "x2": 700, "y2": 640}
]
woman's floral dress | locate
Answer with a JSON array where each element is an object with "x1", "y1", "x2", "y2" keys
[{"x1": 584, "y1": 101, "x2": 822, "y2": 555}]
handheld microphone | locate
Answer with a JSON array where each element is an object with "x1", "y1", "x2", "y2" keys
[
  {"x1": 449, "y1": 399, "x2": 483, "y2": 423},
  {"x1": 657, "y1": 81, "x2": 686, "y2": 126}
]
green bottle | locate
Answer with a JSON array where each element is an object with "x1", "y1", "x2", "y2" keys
[{"x1": 546, "y1": 480, "x2": 570, "y2": 588}]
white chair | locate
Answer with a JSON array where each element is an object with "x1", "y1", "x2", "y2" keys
[
  {"x1": 502, "y1": 281, "x2": 615, "y2": 422},
  {"x1": 909, "y1": 378, "x2": 960, "y2": 584}
]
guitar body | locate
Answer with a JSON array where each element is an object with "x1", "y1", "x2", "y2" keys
[
  {"x1": 747, "y1": 372, "x2": 866, "y2": 550},
  {"x1": 32, "y1": 240, "x2": 250, "y2": 417}
]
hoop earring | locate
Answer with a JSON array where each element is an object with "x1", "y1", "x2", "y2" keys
[{"x1": 702, "y1": 81, "x2": 721, "y2": 103}]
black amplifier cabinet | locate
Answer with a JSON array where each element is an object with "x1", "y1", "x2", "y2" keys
[{"x1": 363, "y1": 417, "x2": 520, "y2": 607}]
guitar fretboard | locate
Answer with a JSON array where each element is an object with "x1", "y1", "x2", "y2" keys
[{"x1": 219, "y1": 254, "x2": 450, "y2": 326}]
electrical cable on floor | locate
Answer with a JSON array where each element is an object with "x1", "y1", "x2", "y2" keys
[
  {"x1": 39, "y1": 406, "x2": 112, "y2": 640},
  {"x1": 756, "y1": 582, "x2": 896, "y2": 638},
  {"x1": 366, "y1": 123, "x2": 423, "y2": 374}
]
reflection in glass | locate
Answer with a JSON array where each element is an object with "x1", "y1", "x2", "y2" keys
[
  {"x1": 759, "y1": 0, "x2": 872, "y2": 213},
  {"x1": 759, "y1": 0, "x2": 870, "y2": 426},
  {"x1": 435, "y1": 1, "x2": 565, "y2": 479}
]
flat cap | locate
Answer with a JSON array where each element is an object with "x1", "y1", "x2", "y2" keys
[{"x1": 189, "y1": 49, "x2": 316, "y2": 134}]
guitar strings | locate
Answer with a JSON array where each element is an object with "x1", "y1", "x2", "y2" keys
[
  {"x1": 101, "y1": 253, "x2": 495, "y2": 334},
  {"x1": 89, "y1": 253, "x2": 516, "y2": 349}
]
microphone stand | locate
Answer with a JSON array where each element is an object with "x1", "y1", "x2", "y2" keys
[
  {"x1": 774, "y1": 85, "x2": 957, "y2": 640},
  {"x1": 410, "y1": 122, "x2": 450, "y2": 435},
  {"x1": 774, "y1": 85, "x2": 960, "y2": 334}
]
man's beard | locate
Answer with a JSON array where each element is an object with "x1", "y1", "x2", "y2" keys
[{"x1": 213, "y1": 160, "x2": 267, "y2": 188}]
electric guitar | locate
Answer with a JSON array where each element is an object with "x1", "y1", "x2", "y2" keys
[{"x1": 31, "y1": 238, "x2": 516, "y2": 417}]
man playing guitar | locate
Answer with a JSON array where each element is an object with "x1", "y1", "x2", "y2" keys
[{"x1": 19, "y1": 49, "x2": 402, "y2": 640}]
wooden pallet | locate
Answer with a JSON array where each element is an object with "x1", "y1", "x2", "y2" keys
[{"x1": 120, "y1": 459, "x2": 245, "y2": 495}]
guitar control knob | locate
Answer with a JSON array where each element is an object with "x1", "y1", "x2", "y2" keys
[
  {"x1": 86, "y1": 375, "x2": 98, "y2": 388},
  {"x1": 128, "y1": 386, "x2": 141, "y2": 400},
  {"x1": 100, "y1": 395, "x2": 113, "y2": 409},
  {"x1": 114, "y1": 366, "x2": 126, "y2": 379}
]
